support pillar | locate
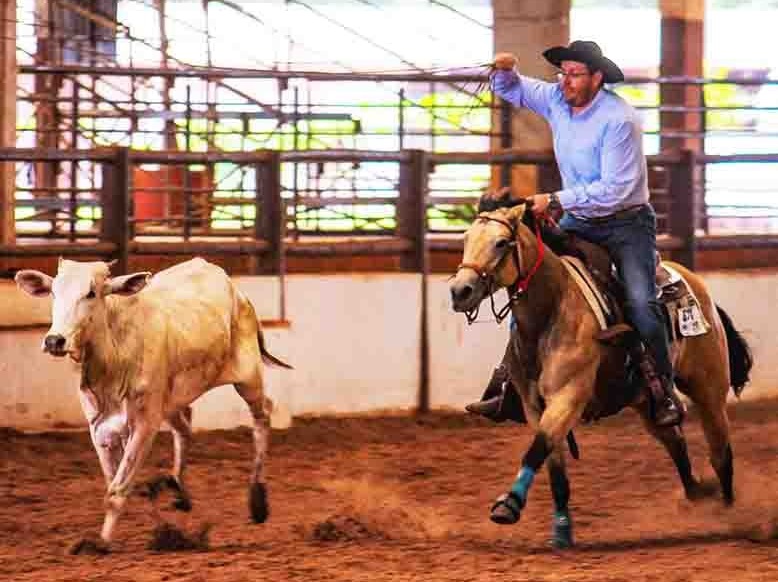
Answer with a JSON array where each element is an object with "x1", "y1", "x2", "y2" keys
[
  {"x1": 660, "y1": 0, "x2": 705, "y2": 236},
  {"x1": 492, "y1": 0, "x2": 570, "y2": 196},
  {"x1": 0, "y1": 0, "x2": 16, "y2": 246},
  {"x1": 660, "y1": 0, "x2": 705, "y2": 153},
  {"x1": 34, "y1": 1, "x2": 62, "y2": 207}
]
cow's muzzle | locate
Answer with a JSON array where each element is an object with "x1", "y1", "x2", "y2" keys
[{"x1": 43, "y1": 334, "x2": 67, "y2": 357}]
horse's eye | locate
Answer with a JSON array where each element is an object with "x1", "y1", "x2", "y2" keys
[
  {"x1": 496, "y1": 238, "x2": 509, "y2": 249},
  {"x1": 85, "y1": 289, "x2": 96, "y2": 299}
]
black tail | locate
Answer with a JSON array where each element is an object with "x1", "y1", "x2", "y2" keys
[
  {"x1": 257, "y1": 329, "x2": 293, "y2": 370},
  {"x1": 716, "y1": 305, "x2": 752, "y2": 397}
]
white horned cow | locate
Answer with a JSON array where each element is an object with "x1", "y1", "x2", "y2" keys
[{"x1": 15, "y1": 257, "x2": 290, "y2": 554}]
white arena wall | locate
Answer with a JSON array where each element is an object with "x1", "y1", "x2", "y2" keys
[{"x1": 0, "y1": 269, "x2": 776, "y2": 431}]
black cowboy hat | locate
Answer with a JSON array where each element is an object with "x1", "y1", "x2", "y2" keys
[{"x1": 543, "y1": 40, "x2": 624, "y2": 84}]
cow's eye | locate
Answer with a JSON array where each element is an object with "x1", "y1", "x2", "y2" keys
[{"x1": 85, "y1": 289, "x2": 96, "y2": 299}]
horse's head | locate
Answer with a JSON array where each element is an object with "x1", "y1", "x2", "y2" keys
[{"x1": 450, "y1": 194, "x2": 535, "y2": 316}]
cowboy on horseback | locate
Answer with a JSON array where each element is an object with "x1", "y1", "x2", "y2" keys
[{"x1": 468, "y1": 40, "x2": 684, "y2": 427}]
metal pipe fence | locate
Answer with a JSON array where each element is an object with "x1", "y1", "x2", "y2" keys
[{"x1": 4, "y1": 147, "x2": 778, "y2": 273}]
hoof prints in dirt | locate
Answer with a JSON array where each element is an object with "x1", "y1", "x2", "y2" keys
[
  {"x1": 148, "y1": 523, "x2": 211, "y2": 552},
  {"x1": 310, "y1": 515, "x2": 387, "y2": 542}
]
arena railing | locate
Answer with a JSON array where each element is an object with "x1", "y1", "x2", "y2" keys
[{"x1": 2, "y1": 147, "x2": 778, "y2": 273}]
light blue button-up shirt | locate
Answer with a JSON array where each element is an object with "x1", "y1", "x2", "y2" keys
[{"x1": 492, "y1": 70, "x2": 649, "y2": 219}]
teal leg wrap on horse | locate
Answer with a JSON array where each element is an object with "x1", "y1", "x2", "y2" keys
[
  {"x1": 510, "y1": 466, "x2": 536, "y2": 504},
  {"x1": 551, "y1": 510, "x2": 574, "y2": 549}
]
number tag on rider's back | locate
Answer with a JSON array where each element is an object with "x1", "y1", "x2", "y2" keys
[{"x1": 678, "y1": 304, "x2": 706, "y2": 337}]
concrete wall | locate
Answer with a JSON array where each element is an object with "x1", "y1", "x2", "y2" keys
[
  {"x1": 700, "y1": 269, "x2": 778, "y2": 395},
  {"x1": 1, "y1": 269, "x2": 775, "y2": 431}
]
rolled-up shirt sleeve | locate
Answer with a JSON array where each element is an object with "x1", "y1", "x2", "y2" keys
[
  {"x1": 491, "y1": 70, "x2": 557, "y2": 121},
  {"x1": 555, "y1": 119, "x2": 646, "y2": 213}
]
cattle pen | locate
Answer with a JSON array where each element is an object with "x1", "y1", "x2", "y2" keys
[{"x1": 2, "y1": 1, "x2": 778, "y2": 580}]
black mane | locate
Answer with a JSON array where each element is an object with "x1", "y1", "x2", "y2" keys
[
  {"x1": 475, "y1": 193, "x2": 584, "y2": 260},
  {"x1": 476, "y1": 194, "x2": 536, "y2": 230},
  {"x1": 476, "y1": 194, "x2": 524, "y2": 213}
]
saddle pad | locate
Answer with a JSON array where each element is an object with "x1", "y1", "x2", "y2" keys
[
  {"x1": 660, "y1": 264, "x2": 711, "y2": 339},
  {"x1": 656, "y1": 263, "x2": 682, "y2": 290},
  {"x1": 560, "y1": 256, "x2": 613, "y2": 331}
]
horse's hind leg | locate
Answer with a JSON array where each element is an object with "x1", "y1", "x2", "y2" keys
[
  {"x1": 234, "y1": 370, "x2": 271, "y2": 523},
  {"x1": 637, "y1": 406, "x2": 715, "y2": 501},
  {"x1": 697, "y1": 402, "x2": 735, "y2": 505},
  {"x1": 547, "y1": 449, "x2": 573, "y2": 549}
]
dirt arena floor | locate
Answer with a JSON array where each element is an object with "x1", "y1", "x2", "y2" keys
[{"x1": 1, "y1": 398, "x2": 777, "y2": 582}]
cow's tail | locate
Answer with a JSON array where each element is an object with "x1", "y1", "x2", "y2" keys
[
  {"x1": 257, "y1": 328, "x2": 293, "y2": 369},
  {"x1": 716, "y1": 304, "x2": 752, "y2": 397}
]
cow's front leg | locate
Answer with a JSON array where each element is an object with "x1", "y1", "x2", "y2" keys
[
  {"x1": 88, "y1": 423, "x2": 124, "y2": 487},
  {"x1": 72, "y1": 416, "x2": 161, "y2": 555},
  {"x1": 102, "y1": 420, "x2": 160, "y2": 538},
  {"x1": 80, "y1": 391, "x2": 125, "y2": 486},
  {"x1": 145, "y1": 408, "x2": 193, "y2": 512}
]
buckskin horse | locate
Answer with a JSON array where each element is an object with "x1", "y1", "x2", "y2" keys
[{"x1": 449, "y1": 196, "x2": 753, "y2": 549}]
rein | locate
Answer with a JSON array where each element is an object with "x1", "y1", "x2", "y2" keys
[{"x1": 456, "y1": 213, "x2": 547, "y2": 325}]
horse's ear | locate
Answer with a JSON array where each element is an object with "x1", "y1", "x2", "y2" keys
[{"x1": 505, "y1": 204, "x2": 527, "y2": 223}]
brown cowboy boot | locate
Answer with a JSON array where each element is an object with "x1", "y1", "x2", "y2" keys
[
  {"x1": 465, "y1": 364, "x2": 527, "y2": 424},
  {"x1": 639, "y1": 354, "x2": 685, "y2": 427}
]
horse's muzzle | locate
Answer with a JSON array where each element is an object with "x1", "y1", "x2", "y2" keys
[
  {"x1": 450, "y1": 283, "x2": 473, "y2": 310},
  {"x1": 450, "y1": 274, "x2": 484, "y2": 313}
]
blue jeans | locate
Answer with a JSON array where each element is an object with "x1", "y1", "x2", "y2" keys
[{"x1": 558, "y1": 204, "x2": 672, "y2": 378}]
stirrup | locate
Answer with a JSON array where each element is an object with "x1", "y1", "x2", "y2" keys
[
  {"x1": 465, "y1": 396, "x2": 502, "y2": 418},
  {"x1": 652, "y1": 394, "x2": 685, "y2": 427}
]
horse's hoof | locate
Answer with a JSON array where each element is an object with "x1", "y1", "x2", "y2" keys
[
  {"x1": 490, "y1": 492, "x2": 522, "y2": 525},
  {"x1": 173, "y1": 496, "x2": 193, "y2": 512},
  {"x1": 250, "y1": 482, "x2": 269, "y2": 523},
  {"x1": 550, "y1": 512, "x2": 574, "y2": 550},
  {"x1": 685, "y1": 479, "x2": 719, "y2": 502},
  {"x1": 70, "y1": 536, "x2": 110, "y2": 556}
]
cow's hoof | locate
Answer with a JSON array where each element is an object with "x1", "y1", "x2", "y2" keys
[
  {"x1": 144, "y1": 475, "x2": 192, "y2": 512},
  {"x1": 550, "y1": 511, "x2": 574, "y2": 550},
  {"x1": 70, "y1": 536, "x2": 110, "y2": 555},
  {"x1": 490, "y1": 492, "x2": 523, "y2": 525},
  {"x1": 249, "y1": 482, "x2": 269, "y2": 523},
  {"x1": 144, "y1": 475, "x2": 177, "y2": 500}
]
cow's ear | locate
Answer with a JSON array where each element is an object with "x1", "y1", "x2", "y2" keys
[
  {"x1": 104, "y1": 272, "x2": 150, "y2": 296},
  {"x1": 15, "y1": 270, "x2": 53, "y2": 297}
]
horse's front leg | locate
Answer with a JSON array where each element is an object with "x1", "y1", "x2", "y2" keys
[
  {"x1": 547, "y1": 449, "x2": 573, "y2": 548},
  {"x1": 490, "y1": 378, "x2": 590, "y2": 530},
  {"x1": 518, "y1": 385, "x2": 574, "y2": 548}
]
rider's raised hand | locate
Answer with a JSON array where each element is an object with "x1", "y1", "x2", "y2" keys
[{"x1": 493, "y1": 53, "x2": 518, "y2": 71}]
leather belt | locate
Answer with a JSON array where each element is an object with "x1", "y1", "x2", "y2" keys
[{"x1": 571, "y1": 203, "x2": 648, "y2": 223}]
